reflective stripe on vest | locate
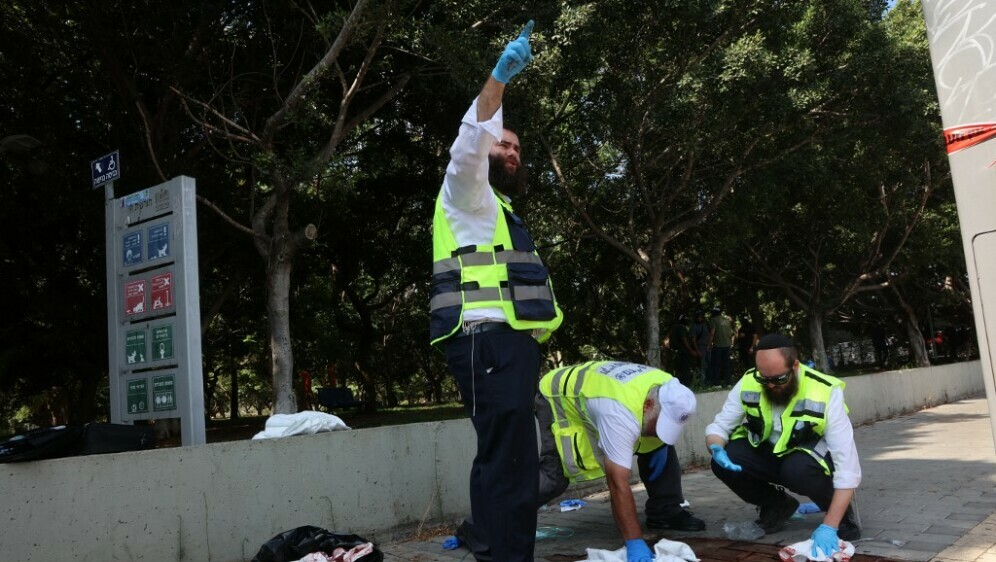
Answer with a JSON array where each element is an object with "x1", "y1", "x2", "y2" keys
[
  {"x1": 540, "y1": 361, "x2": 671, "y2": 482},
  {"x1": 430, "y1": 189, "x2": 563, "y2": 345}
]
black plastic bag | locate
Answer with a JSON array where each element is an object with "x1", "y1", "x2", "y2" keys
[
  {"x1": 0, "y1": 423, "x2": 156, "y2": 463},
  {"x1": 0, "y1": 425, "x2": 85, "y2": 462},
  {"x1": 251, "y1": 525, "x2": 383, "y2": 562}
]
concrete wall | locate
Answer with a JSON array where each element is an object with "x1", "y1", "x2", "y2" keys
[{"x1": 0, "y1": 361, "x2": 984, "y2": 562}]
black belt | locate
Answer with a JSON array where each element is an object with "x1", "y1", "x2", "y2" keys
[{"x1": 452, "y1": 321, "x2": 514, "y2": 338}]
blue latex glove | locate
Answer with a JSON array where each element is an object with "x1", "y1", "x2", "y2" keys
[
  {"x1": 797, "y1": 502, "x2": 822, "y2": 514},
  {"x1": 646, "y1": 446, "x2": 668, "y2": 481},
  {"x1": 492, "y1": 20, "x2": 534, "y2": 83},
  {"x1": 811, "y1": 524, "x2": 840, "y2": 558},
  {"x1": 442, "y1": 536, "x2": 460, "y2": 550},
  {"x1": 709, "y1": 444, "x2": 743, "y2": 472},
  {"x1": 625, "y1": 538, "x2": 654, "y2": 562}
]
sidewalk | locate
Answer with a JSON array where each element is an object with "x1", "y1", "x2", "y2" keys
[{"x1": 381, "y1": 396, "x2": 996, "y2": 562}]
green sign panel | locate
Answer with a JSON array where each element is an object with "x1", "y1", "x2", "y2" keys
[
  {"x1": 125, "y1": 329, "x2": 147, "y2": 365},
  {"x1": 127, "y1": 378, "x2": 149, "y2": 414},
  {"x1": 153, "y1": 375, "x2": 176, "y2": 412},
  {"x1": 151, "y1": 324, "x2": 174, "y2": 361}
]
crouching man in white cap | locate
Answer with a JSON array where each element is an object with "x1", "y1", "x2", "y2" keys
[{"x1": 536, "y1": 361, "x2": 704, "y2": 562}]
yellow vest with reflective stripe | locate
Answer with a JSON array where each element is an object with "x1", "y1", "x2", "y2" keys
[
  {"x1": 538, "y1": 361, "x2": 671, "y2": 482},
  {"x1": 731, "y1": 365, "x2": 845, "y2": 474},
  {"x1": 430, "y1": 189, "x2": 563, "y2": 345}
]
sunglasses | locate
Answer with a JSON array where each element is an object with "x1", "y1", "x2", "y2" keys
[{"x1": 752, "y1": 367, "x2": 794, "y2": 386}]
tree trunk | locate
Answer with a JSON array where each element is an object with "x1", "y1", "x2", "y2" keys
[
  {"x1": 889, "y1": 285, "x2": 930, "y2": 367},
  {"x1": 644, "y1": 270, "x2": 663, "y2": 368},
  {"x1": 230, "y1": 368, "x2": 240, "y2": 419},
  {"x1": 808, "y1": 311, "x2": 830, "y2": 373},
  {"x1": 267, "y1": 255, "x2": 297, "y2": 414},
  {"x1": 902, "y1": 318, "x2": 930, "y2": 367}
]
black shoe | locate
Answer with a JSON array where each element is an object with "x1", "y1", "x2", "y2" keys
[
  {"x1": 755, "y1": 493, "x2": 799, "y2": 533},
  {"x1": 647, "y1": 509, "x2": 706, "y2": 531},
  {"x1": 838, "y1": 508, "x2": 862, "y2": 541},
  {"x1": 455, "y1": 519, "x2": 492, "y2": 561}
]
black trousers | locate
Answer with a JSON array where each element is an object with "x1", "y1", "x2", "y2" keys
[
  {"x1": 536, "y1": 394, "x2": 686, "y2": 521},
  {"x1": 446, "y1": 328, "x2": 541, "y2": 562},
  {"x1": 710, "y1": 438, "x2": 836, "y2": 510}
]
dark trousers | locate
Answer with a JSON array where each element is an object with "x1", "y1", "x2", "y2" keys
[
  {"x1": 446, "y1": 329, "x2": 541, "y2": 562},
  {"x1": 710, "y1": 439, "x2": 836, "y2": 510},
  {"x1": 708, "y1": 346, "x2": 732, "y2": 386},
  {"x1": 670, "y1": 353, "x2": 694, "y2": 388},
  {"x1": 536, "y1": 394, "x2": 686, "y2": 521}
]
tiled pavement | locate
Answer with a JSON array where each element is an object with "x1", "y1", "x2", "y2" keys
[{"x1": 381, "y1": 397, "x2": 996, "y2": 562}]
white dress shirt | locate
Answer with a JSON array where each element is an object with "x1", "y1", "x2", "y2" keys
[
  {"x1": 705, "y1": 378, "x2": 862, "y2": 489},
  {"x1": 441, "y1": 98, "x2": 506, "y2": 323}
]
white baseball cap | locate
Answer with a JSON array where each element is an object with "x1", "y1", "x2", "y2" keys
[{"x1": 655, "y1": 380, "x2": 697, "y2": 445}]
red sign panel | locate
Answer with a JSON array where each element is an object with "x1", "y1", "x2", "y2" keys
[
  {"x1": 151, "y1": 272, "x2": 173, "y2": 311},
  {"x1": 124, "y1": 280, "x2": 146, "y2": 315}
]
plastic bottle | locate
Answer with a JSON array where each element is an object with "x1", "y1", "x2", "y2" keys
[{"x1": 723, "y1": 521, "x2": 766, "y2": 540}]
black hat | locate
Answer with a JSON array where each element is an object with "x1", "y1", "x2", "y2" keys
[
  {"x1": 711, "y1": 306, "x2": 721, "y2": 315},
  {"x1": 756, "y1": 333, "x2": 795, "y2": 350}
]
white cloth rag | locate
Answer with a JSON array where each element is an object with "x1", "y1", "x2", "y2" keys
[
  {"x1": 292, "y1": 542, "x2": 374, "y2": 562},
  {"x1": 252, "y1": 411, "x2": 351, "y2": 440},
  {"x1": 580, "y1": 538, "x2": 699, "y2": 562},
  {"x1": 778, "y1": 539, "x2": 855, "y2": 562}
]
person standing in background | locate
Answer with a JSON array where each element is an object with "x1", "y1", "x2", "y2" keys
[{"x1": 707, "y1": 307, "x2": 734, "y2": 387}]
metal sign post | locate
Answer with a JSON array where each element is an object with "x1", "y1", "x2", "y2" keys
[
  {"x1": 922, "y1": 1, "x2": 996, "y2": 450},
  {"x1": 102, "y1": 173, "x2": 206, "y2": 446}
]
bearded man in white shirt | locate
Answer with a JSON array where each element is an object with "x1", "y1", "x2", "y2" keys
[{"x1": 705, "y1": 334, "x2": 861, "y2": 559}]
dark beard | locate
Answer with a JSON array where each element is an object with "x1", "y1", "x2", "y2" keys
[
  {"x1": 763, "y1": 373, "x2": 799, "y2": 407},
  {"x1": 488, "y1": 153, "x2": 527, "y2": 197}
]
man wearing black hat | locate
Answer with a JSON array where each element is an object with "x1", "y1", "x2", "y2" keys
[{"x1": 705, "y1": 334, "x2": 862, "y2": 560}]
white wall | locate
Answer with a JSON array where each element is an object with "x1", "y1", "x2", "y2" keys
[{"x1": 0, "y1": 361, "x2": 983, "y2": 562}]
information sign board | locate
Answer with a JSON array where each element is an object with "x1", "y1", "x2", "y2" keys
[
  {"x1": 127, "y1": 378, "x2": 149, "y2": 414},
  {"x1": 124, "y1": 280, "x2": 146, "y2": 315},
  {"x1": 151, "y1": 324, "x2": 174, "y2": 361},
  {"x1": 125, "y1": 329, "x2": 147, "y2": 365},
  {"x1": 105, "y1": 176, "x2": 204, "y2": 445},
  {"x1": 122, "y1": 231, "x2": 143, "y2": 267},
  {"x1": 151, "y1": 272, "x2": 173, "y2": 311},
  {"x1": 91, "y1": 150, "x2": 120, "y2": 189},
  {"x1": 147, "y1": 223, "x2": 169, "y2": 261},
  {"x1": 152, "y1": 375, "x2": 176, "y2": 412}
]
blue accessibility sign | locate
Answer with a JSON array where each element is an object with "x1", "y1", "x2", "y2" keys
[{"x1": 91, "y1": 150, "x2": 120, "y2": 188}]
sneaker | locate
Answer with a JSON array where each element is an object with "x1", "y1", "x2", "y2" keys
[
  {"x1": 755, "y1": 493, "x2": 800, "y2": 533},
  {"x1": 647, "y1": 509, "x2": 706, "y2": 531}
]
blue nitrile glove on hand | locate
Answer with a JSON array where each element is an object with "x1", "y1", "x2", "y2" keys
[
  {"x1": 625, "y1": 538, "x2": 654, "y2": 562},
  {"x1": 646, "y1": 446, "x2": 668, "y2": 481},
  {"x1": 492, "y1": 20, "x2": 534, "y2": 84},
  {"x1": 811, "y1": 524, "x2": 840, "y2": 558},
  {"x1": 709, "y1": 443, "x2": 743, "y2": 472}
]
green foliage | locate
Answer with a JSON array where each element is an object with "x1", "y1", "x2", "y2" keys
[{"x1": 0, "y1": 0, "x2": 966, "y2": 426}]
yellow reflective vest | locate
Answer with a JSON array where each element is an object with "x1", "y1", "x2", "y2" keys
[
  {"x1": 430, "y1": 189, "x2": 563, "y2": 345},
  {"x1": 539, "y1": 361, "x2": 671, "y2": 482},
  {"x1": 731, "y1": 365, "x2": 846, "y2": 474}
]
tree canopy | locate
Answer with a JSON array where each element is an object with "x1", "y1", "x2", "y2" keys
[{"x1": 0, "y1": 0, "x2": 965, "y2": 430}]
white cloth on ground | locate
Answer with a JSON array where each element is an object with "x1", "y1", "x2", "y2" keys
[
  {"x1": 778, "y1": 539, "x2": 855, "y2": 562},
  {"x1": 252, "y1": 411, "x2": 351, "y2": 440},
  {"x1": 580, "y1": 538, "x2": 699, "y2": 562},
  {"x1": 292, "y1": 542, "x2": 374, "y2": 562}
]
